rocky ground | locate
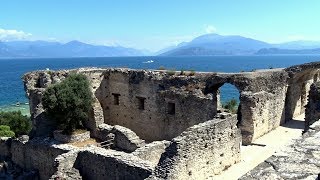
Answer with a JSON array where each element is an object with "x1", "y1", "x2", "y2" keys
[{"x1": 240, "y1": 120, "x2": 320, "y2": 180}]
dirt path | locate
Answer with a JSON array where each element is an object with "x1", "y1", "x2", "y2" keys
[{"x1": 212, "y1": 114, "x2": 305, "y2": 180}]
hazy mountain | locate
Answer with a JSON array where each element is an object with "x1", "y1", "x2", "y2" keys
[
  {"x1": 3, "y1": 37, "x2": 320, "y2": 57},
  {"x1": 256, "y1": 48, "x2": 320, "y2": 55},
  {"x1": 0, "y1": 40, "x2": 145, "y2": 57},
  {"x1": 159, "y1": 34, "x2": 320, "y2": 56},
  {"x1": 274, "y1": 41, "x2": 320, "y2": 49},
  {"x1": 160, "y1": 34, "x2": 272, "y2": 56},
  {"x1": 0, "y1": 42, "x2": 13, "y2": 57},
  {"x1": 155, "y1": 42, "x2": 188, "y2": 55}
]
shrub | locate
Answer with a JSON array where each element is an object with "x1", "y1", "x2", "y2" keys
[
  {"x1": 188, "y1": 70, "x2": 196, "y2": 76},
  {"x1": 42, "y1": 73, "x2": 94, "y2": 134},
  {"x1": 0, "y1": 125, "x2": 15, "y2": 137},
  {"x1": 222, "y1": 98, "x2": 238, "y2": 114},
  {"x1": 167, "y1": 69, "x2": 176, "y2": 76},
  {"x1": 158, "y1": 66, "x2": 166, "y2": 70},
  {"x1": 0, "y1": 111, "x2": 31, "y2": 136}
]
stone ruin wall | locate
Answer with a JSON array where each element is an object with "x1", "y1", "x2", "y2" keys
[
  {"x1": 0, "y1": 115, "x2": 241, "y2": 180},
  {"x1": 94, "y1": 70, "x2": 216, "y2": 141},
  {"x1": 23, "y1": 62, "x2": 320, "y2": 144},
  {"x1": 154, "y1": 116, "x2": 241, "y2": 179},
  {"x1": 9, "y1": 61, "x2": 319, "y2": 179},
  {"x1": 305, "y1": 81, "x2": 320, "y2": 131}
]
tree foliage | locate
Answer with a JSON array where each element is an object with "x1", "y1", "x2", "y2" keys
[
  {"x1": 0, "y1": 111, "x2": 31, "y2": 136},
  {"x1": 42, "y1": 73, "x2": 93, "y2": 134}
]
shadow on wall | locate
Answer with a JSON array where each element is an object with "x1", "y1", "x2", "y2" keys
[
  {"x1": 284, "y1": 71, "x2": 319, "y2": 123},
  {"x1": 281, "y1": 119, "x2": 304, "y2": 130}
]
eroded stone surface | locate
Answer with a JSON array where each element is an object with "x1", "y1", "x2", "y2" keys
[
  {"x1": 132, "y1": 140, "x2": 170, "y2": 167},
  {"x1": 240, "y1": 121, "x2": 320, "y2": 180},
  {"x1": 153, "y1": 115, "x2": 241, "y2": 179},
  {"x1": 95, "y1": 123, "x2": 145, "y2": 152},
  {"x1": 75, "y1": 147, "x2": 154, "y2": 180},
  {"x1": 53, "y1": 130, "x2": 91, "y2": 143},
  {"x1": 305, "y1": 81, "x2": 320, "y2": 131}
]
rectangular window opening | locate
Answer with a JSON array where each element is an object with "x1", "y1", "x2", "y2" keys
[
  {"x1": 112, "y1": 93, "x2": 120, "y2": 105},
  {"x1": 136, "y1": 96, "x2": 146, "y2": 110},
  {"x1": 168, "y1": 102, "x2": 175, "y2": 115}
]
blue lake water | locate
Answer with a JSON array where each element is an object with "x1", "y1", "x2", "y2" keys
[{"x1": 1, "y1": 55, "x2": 320, "y2": 113}]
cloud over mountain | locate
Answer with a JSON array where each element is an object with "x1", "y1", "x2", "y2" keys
[{"x1": 0, "y1": 28, "x2": 32, "y2": 41}]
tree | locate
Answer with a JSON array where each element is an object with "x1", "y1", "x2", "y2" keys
[
  {"x1": 42, "y1": 73, "x2": 93, "y2": 134},
  {"x1": 0, "y1": 111, "x2": 31, "y2": 136}
]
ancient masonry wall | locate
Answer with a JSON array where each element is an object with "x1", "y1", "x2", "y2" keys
[
  {"x1": 0, "y1": 114, "x2": 241, "y2": 180},
  {"x1": 94, "y1": 70, "x2": 216, "y2": 141},
  {"x1": 153, "y1": 115, "x2": 241, "y2": 179},
  {"x1": 9, "y1": 62, "x2": 319, "y2": 179},
  {"x1": 23, "y1": 62, "x2": 320, "y2": 144},
  {"x1": 305, "y1": 81, "x2": 320, "y2": 131},
  {"x1": 10, "y1": 137, "x2": 74, "y2": 180}
]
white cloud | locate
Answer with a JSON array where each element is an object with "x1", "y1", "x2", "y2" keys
[
  {"x1": 204, "y1": 25, "x2": 216, "y2": 34},
  {"x1": 0, "y1": 28, "x2": 32, "y2": 41}
]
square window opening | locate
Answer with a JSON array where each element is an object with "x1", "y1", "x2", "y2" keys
[
  {"x1": 168, "y1": 102, "x2": 175, "y2": 115},
  {"x1": 136, "y1": 96, "x2": 146, "y2": 110},
  {"x1": 112, "y1": 93, "x2": 120, "y2": 105}
]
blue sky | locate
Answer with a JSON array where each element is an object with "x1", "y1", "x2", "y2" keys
[{"x1": 1, "y1": 0, "x2": 320, "y2": 51}]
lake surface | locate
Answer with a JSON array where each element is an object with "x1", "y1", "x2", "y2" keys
[{"x1": 1, "y1": 55, "x2": 320, "y2": 114}]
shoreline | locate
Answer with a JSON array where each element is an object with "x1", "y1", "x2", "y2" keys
[{"x1": 0, "y1": 104, "x2": 30, "y2": 116}]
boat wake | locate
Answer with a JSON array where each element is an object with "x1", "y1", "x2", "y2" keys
[{"x1": 142, "y1": 60, "x2": 154, "y2": 63}]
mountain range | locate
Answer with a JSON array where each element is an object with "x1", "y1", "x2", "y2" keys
[
  {"x1": 160, "y1": 34, "x2": 320, "y2": 56},
  {"x1": 0, "y1": 40, "x2": 146, "y2": 57},
  {"x1": 1, "y1": 34, "x2": 320, "y2": 58}
]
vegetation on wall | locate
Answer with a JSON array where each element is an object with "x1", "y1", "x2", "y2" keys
[
  {"x1": 42, "y1": 73, "x2": 94, "y2": 134},
  {"x1": 222, "y1": 98, "x2": 238, "y2": 114},
  {"x1": 0, "y1": 111, "x2": 31, "y2": 136},
  {"x1": 167, "y1": 69, "x2": 176, "y2": 76}
]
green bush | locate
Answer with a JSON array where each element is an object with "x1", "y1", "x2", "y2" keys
[
  {"x1": 0, "y1": 111, "x2": 31, "y2": 136},
  {"x1": 42, "y1": 73, "x2": 93, "y2": 134},
  {"x1": 167, "y1": 69, "x2": 176, "y2": 76},
  {"x1": 0, "y1": 125, "x2": 15, "y2": 137},
  {"x1": 188, "y1": 70, "x2": 196, "y2": 76},
  {"x1": 222, "y1": 98, "x2": 238, "y2": 114},
  {"x1": 0, "y1": 125, "x2": 10, "y2": 131},
  {"x1": 180, "y1": 70, "x2": 185, "y2": 75}
]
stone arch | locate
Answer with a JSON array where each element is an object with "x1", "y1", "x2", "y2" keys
[
  {"x1": 203, "y1": 79, "x2": 253, "y2": 144},
  {"x1": 313, "y1": 73, "x2": 318, "y2": 82},
  {"x1": 285, "y1": 71, "x2": 317, "y2": 121}
]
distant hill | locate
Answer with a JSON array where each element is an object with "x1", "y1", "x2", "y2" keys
[
  {"x1": 0, "y1": 40, "x2": 146, "y2": 58},
  {"x1": 256, "y1": 48, "x2": 320, "y2": 55},
  {"x1": 159, "y1": 34, "x2": 320, "y2": 56},
  {"x1": 160, "y1": 34, "x2": 272, "y2": 56},
  {"x1": 274, "y1": 40, "x2": 320, "y2": 50}
]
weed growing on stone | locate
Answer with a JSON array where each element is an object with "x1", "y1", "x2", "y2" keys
[{"x1": 222, "y1": 99, "x2": 238, "y2": 114}]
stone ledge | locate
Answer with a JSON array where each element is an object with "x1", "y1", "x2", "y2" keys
[{"x1": 53, "y1": 130, "x2": 90, "y2": 143}]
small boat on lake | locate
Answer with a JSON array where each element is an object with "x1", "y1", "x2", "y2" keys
[{"x1": 142, "y1": 60, "x2": 154, "y2": 63}]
